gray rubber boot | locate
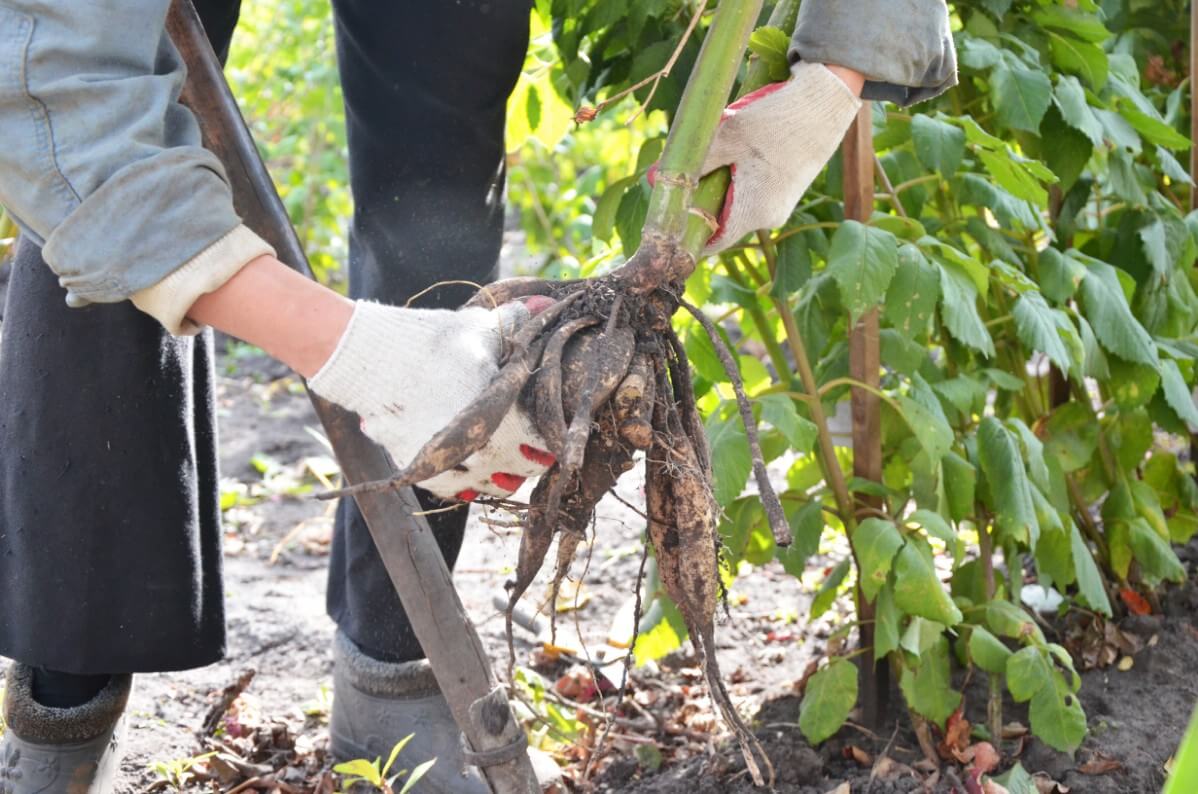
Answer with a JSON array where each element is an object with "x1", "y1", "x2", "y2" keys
[
  {"x1": 330, "y1": 631, "x2": 562, "y2": 793},
  {"x1": 0, "y1": 664, "x2": 131, "y2": 794}
]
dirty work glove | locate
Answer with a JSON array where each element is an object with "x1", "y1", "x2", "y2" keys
[
  {"x1": 309, "y1": 300, "x2": 556, "y2": 501},
  {"x1": 701, "y1": 61, "x2": 862, "y2": 254}
]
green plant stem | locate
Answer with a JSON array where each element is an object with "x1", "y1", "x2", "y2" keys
[
  {"x1": 724, "y1": 257, "x2": 794, "y2": 386},
  {"x1": 978, "y1": 516, "x2": 1003, "y2": 747},
  {"x1": 644, "y1": 0, "x2": 763, "y2": 241},
  {"x1": 759, "y1": 232, "x2": 857, "y2": 531}
]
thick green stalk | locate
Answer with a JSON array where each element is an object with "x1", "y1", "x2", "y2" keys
[
  {"x1": 680, "y1": 0, "x2": 798, "y2": 257},
  {"x1": 644, "y1": 0, "x2": 764, "y2": 241}
]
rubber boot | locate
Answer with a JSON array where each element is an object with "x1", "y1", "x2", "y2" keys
[
  {"x1": 330, "y1": 631, "x2": 562, "y2": 792},
  {"x1": 0, "y1": 664, "x2": 131, "y2": 794}
]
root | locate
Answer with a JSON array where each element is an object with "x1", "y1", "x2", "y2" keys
[
  {"x1": 531, "y1": 317, "x2": 599, "y2": 454},
  {"x1": 698, "y1": 625, "x2": 775, "y2": 787},
  {"x1": 680, "y1": 299, "x2": 791, "y2": 547}
]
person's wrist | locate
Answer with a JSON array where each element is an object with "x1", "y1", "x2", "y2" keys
[{"x1": 820, "y1": 63, "x2": 866, "y2": 97}]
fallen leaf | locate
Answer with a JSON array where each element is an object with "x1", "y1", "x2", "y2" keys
[
  {"x1": 824, "y1": 785, "x2": 850, "y2": 794},
  {"x1": 1032, "y1": 772, "x2": 1070, "y2": 793},
  {"x1": 1077, "y1": 752, "x2": 1122, "y2": 775},
  {"x1": 871, "y1": 756, "x2": 915, "y2": 783},
  {"x1": 844, "y1": 745, "x2": 872, "y2": 766},
  {"x1": 1120, "y1": 588, "x2": 1152, "y2": 616},
  {"x1": 970, "y1": 742, "x2": 1001, "y2": 776},
  {"x1": 982, "y1": 780, "x2": 1011, "y2": 794},
  {"x1": 939, "y1": 707, "x2": 972, "y2": 760},
  {"x1": 1116, "y1": 655, "x2": 1134, "y2": 671},
  {"x1": 1002, "y1": 721, "x2": 1029, "y2": 739}
]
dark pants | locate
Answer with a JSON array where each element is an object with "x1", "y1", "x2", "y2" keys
[{"x1": 0, "y1": 0, "x2": 529, "y2": 673}]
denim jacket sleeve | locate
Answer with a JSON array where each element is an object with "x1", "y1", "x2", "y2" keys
[
  {"x1": 0, "y1": 0, "x2": 244, "y2": 307},
  {"x1": 790, "y1": 0, "x2": 958, "y2": 107}
]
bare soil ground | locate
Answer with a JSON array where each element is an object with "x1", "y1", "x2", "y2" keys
[{"x1": 1, "y1": 258, "x2": 1195, "y2": 792}]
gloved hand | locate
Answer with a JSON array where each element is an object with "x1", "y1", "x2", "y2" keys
[
  {"x1": 700, "y1": 61, "x2": 862, "y2": 254},
  {"x1": 309, "y1": 299, "x2": 556, "y2": 501}
]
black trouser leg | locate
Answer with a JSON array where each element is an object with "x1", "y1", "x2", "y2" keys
[{"x1": 326, "y1": 0, "x2": 530, "y2": 661}]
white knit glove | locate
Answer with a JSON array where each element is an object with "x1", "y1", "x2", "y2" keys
[
  {"x1": 700, "y1": 61, "x2": 862, "y2": 254},
  {"x1": 308, "y1": 300, "x2": 556, "y2": 501}
]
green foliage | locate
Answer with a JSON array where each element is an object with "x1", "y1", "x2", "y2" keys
[
  {"x1": 334, "y1": 734, "x2": 436, "y2": 794},
  {"x1": 227, "y1": 0, "x2": 350, "y2": 287},
  {"x1": 529, "y1": 0, "x2": 1197, "y2": 758}
]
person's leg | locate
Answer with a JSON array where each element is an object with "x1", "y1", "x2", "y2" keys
[
  {"x1": 0, "y1": 4, "x2": 239, "y2": 790},
  {"x1": 327, "y1": 0, "x2": 531, "y2": 662}
]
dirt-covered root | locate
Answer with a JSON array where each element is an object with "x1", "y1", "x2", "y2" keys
[
  {"x1": 613, "y1": 353, "x2": 656, "y2": 450},
  {"x1": 645, "y1": 393, "x2": 775, "y2": 788},
  {"x1": 463, "y1": 275, "x2": 582, "y2": 309},
  {"x1": 527, "y1": 317, "x2": 599, "y2": 455}
]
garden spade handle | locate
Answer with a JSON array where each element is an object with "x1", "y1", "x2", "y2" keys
[{"x1": 164, "y1": 2, "x2": 537, "y2": 791}]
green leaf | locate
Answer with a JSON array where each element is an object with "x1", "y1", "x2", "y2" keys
[
  {"x1": 758, "y1": 394, "x2": 818, "y2": 451},
  {"x1": 893, "y1": 539, "x2": 962, "y2": 625},
  {"x1": 1119, "y1": 104, "x2": 1191, "y2": 150},
  {"x1": 906, "y1": 508, "x2": 962, "y2": 561},
  {"x1": 897, "y1": 395, "x2": 953, "y2": 462},
  {"x1": 827, "y1": 221, "x2": 899, "y2": 322},
  {"x1": 900, "y1": 616, "x2": 945, "y2": 657},
  {"x1": 1077, "y1": 314, "x2": 1111, "y2": 379},
  {"x1": 705, "y1": 410, "x2": 752, "y2": 507},
  {"x1": 634, "y1": 592, "x2": 689, "y2": 661},
  {"x1": 1006, "y1": 646, "x2": 1052, "y2": 703},
  {"x1": 937, "y1": 262, "x2": 996, "y2": 357},
  {"x1": 977, "y1": 148, "x2": 1049, "y2": 206},
  {"x1": 978, "y1": 417, "x2": 1039, "y2": 545},
  {"x1": 970, "y1": 626, "x2": 1012, "y2": 674},
  {"x1": 992, "y1": 57, "x2": 1053, "y2": 133},
  {"x1": 799, "y1": 659, "x2": 858, "y2": 744},
  {"x1": 986, "y1": 599, "x2": 1045, "y2": 643},
  {"x1": 397, "y1": 759, "x2": 437, "y2": 794},
  {"x1": 1054, "y1": 76, "x2": 1105, "y2": 146},
  {"x1": 383, "y1": 735, "x2": 414, "y2": 776},
  {"x1": 1029, "y1": 673, "x2": 1087, "y2": 752},
  {"x1": 1038, "y1": 247, "x2": 1085, "y2": 304},
  {"x1": 1079, "y1": 261, "x2": 1157, "y2": 365},
  {"x1": 747, "y1": 26, "x2": 791, "y2": 81},
  {"x1": 592, "y1": 176, "x2": 636, "y2": 244},
  {"x1": 334, "y1": 759, "x2": 381, "y2": 783},
  {"x1": 1040, "y1": 106, "x2": 1094, "y2": 192},
  {"x1": 853, "y1": 519, "x2": 905, "y2": 602},
  {"x1": 884, "y1": 244, "x2": 940, "y2": 338},
  {"x1": 615, "y1": 181, "x2": 650, "y2": 252},
  {"x1": 875, "y1": 585, "x2": 900, "y2": 660},
  {"x1": 1129, "y1": 518, "x2": 1186, "y2": 584},
  {"x1": 525, "y1": 84, "x2": 542, "y2": 131},
  {"x1": 1108, "y1": 357, "x2": 1160, "y2": 410},
  {"x1": 912, "y1": 114, "x2": 965, "y2": 176},
  {"x1": 1047, "y1": 31, "x2": 1108, "y2": 89},
  {"x1": 1031, "y1": 5, "x2": 1110, "y2": 42},
  {"x1": 1014, "y1": 293, "x2": 1072, "y2": 375},
  {"x1": 1070, "y1": 521, "x2": 1112, "y2": 616},
  {"x1": 994, "y1": 763, "x2": 1040, "y2": 794},
  {"x1": 810, "y1": 558, "x2": 851, "y2": 620},
  {"x1": 1161, "y1": 358, "x2": 1198, "y2": 429},
  {"x1": 770, "y1": 233, "x2": 813, "y2": 299},
  {"x1": 778, "y1": 501, "x2": 825, "y2": 576},
  {"x1": 900, "y1": 635, "x2": 961, "y2": 727},
  {"x1": 942, "y1": 451, "x2": 977, "y2": 523}
]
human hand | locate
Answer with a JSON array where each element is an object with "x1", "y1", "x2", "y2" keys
[
  {"x1": 308, "y1": 299, "x2": 556, "y2": 501},
  {"x1": 699, "y1": 61, "x2": 863, "y2": 254}
]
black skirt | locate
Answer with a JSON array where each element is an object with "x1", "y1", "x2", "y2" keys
[{"x1": 0, "y1": 239, "x2": 225, "y2": 674}]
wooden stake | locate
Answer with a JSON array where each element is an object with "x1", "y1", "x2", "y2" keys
[{"x1": 843, "y1": 103, "x2": 890, "y2": 730}]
